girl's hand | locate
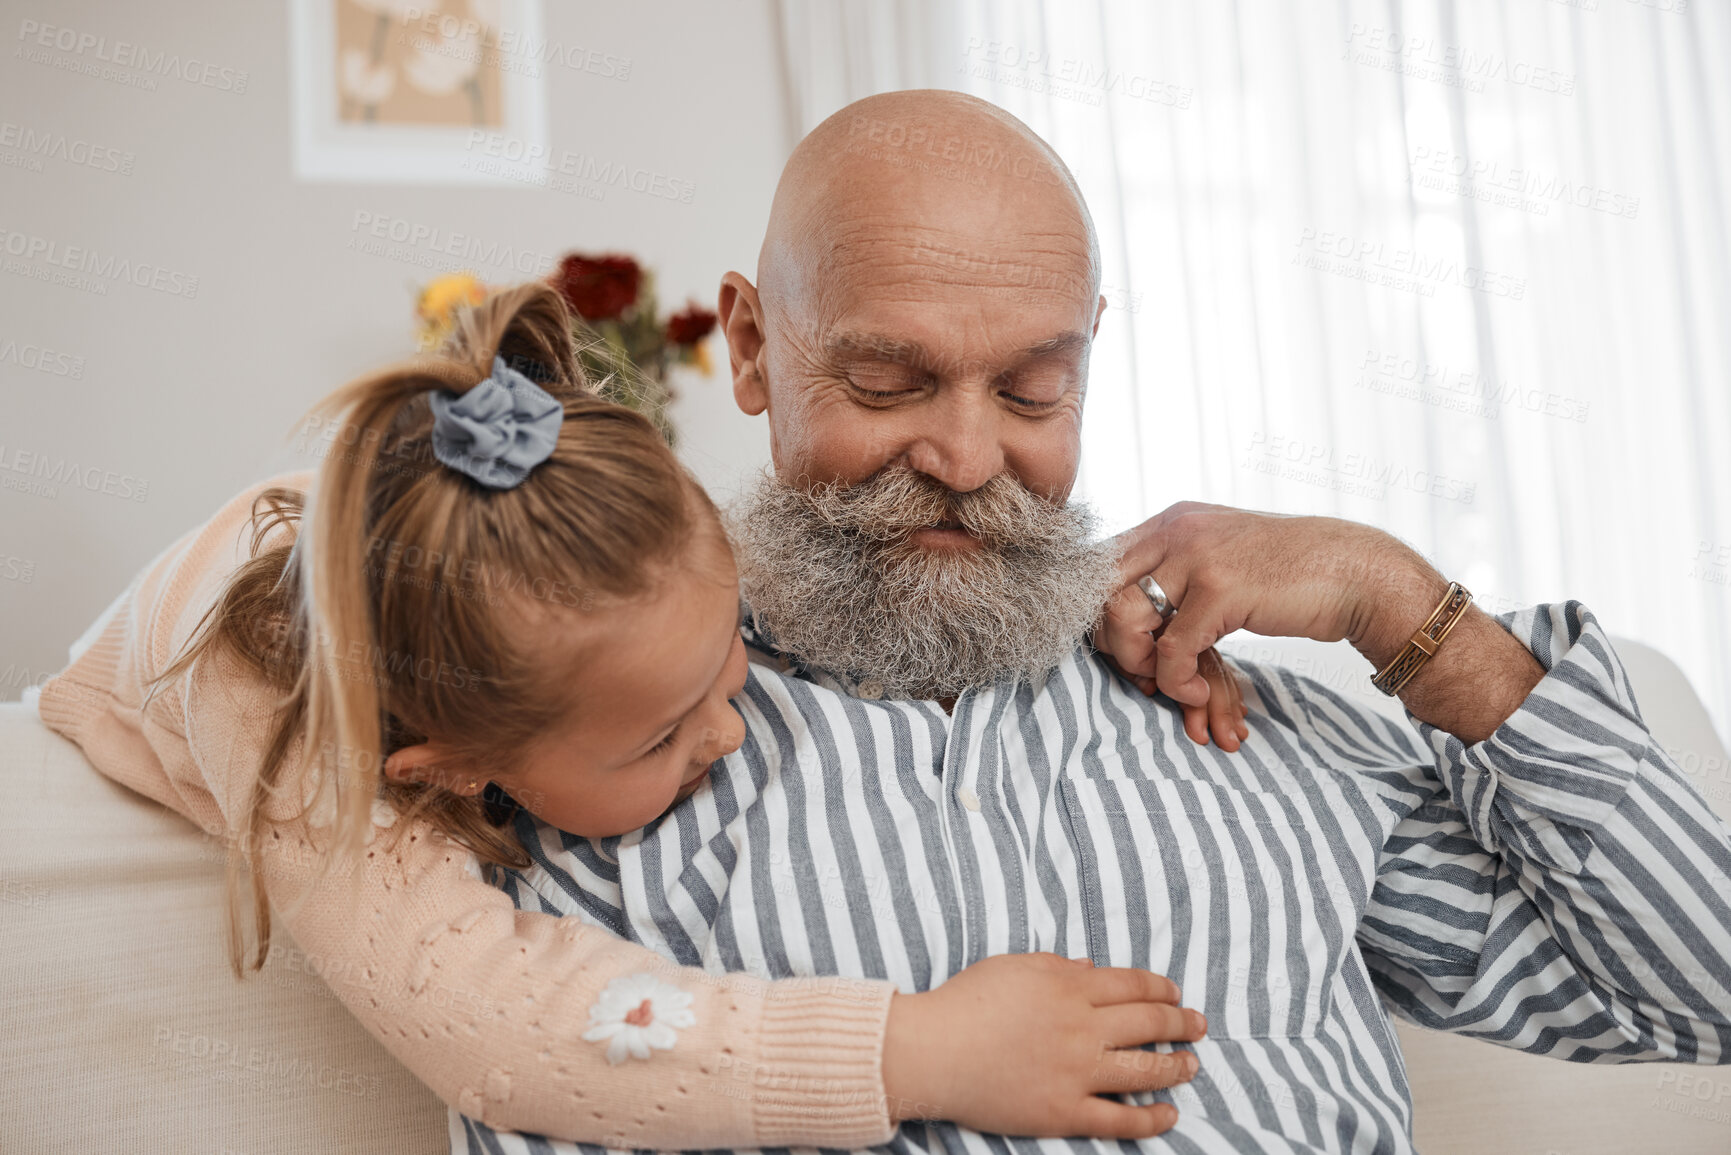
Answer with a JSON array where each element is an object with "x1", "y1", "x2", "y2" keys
[
  {"x1": 1181, "y1": 647, "x2": 1248, "y2": 751},
  {"x1": 881, "y1": 953, "x2": 1206, "y2": 1139},
  {"x1": 1120, "y1": 645, "x2": 1249, "y2": 752}
]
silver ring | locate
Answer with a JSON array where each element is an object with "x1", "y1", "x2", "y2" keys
[{"x1": 1137, "y1": 574, "x2": 1176, "y2": 620}]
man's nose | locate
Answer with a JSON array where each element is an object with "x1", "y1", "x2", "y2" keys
[{"x1": 903, "y1": 390, "x2": 1006, "y2": 494}]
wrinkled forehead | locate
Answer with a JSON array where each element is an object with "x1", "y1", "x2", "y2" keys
[{"x1": 793, "y1": 185, "x2": 1098, "y2": 365}]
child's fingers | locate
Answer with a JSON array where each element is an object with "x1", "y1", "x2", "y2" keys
[
  {"x1": 1184, "y1": 647, "x2": 1237, "y2": 750},
  {"x1": 1211, "y1": 714, "x2": 1239, "y2": 750},
  {"x1": 1141, "y1": 648, "x2": 1245, "y2": 751},
  {"x1": 1208, "y1": 686, "x2": 1239, "y2": 750},
  {"x1": 1181, "y1": 701, "x2": 1211, "y2": 745},
  {"x1": 1094, "y1": 1001, "x2": 1199, "y2": 1047},
  {"x1": 1214, "y1": 651, "x2": 1247, "y2": 749},
  {"x1": 1081, "y1": 966, "x2": 1184, "y2": 1007},
  {"x1": 1066, "y1": 1098, "x2": 1180, "y2": 1140},
  {"x1": 1088, "y1": 1045, "x2": 1197, "y2": 1095}
]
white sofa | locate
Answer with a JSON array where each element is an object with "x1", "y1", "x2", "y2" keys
[
  {"x1": 0, "y1": 698, "x2": 447, "y2": 1154},
  {"x1": 3, "y1": 636, "x2": 1728, "y2": 1153}
]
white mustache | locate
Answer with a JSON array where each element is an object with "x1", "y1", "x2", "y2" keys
[{"x1": 797, "y1": 466, "x2": 1062, "y2": 547}]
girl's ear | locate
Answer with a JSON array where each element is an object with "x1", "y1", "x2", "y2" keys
[{"x1": 383, "y1": 743, "x2": 486, "y2": 795}]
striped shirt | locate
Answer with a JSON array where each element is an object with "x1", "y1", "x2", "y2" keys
[{"x1": 457, "y1": 602, "x2": 1731, "y2": 1155}]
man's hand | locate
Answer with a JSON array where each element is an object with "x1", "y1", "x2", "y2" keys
[
  {"x1": 1099, "y1": 503, "x2": 1393, "y2": 705},
  {"x1": 1095, "y1": 502, "x2": 1545, "y2": 744}
]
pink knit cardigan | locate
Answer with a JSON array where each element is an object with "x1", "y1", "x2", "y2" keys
[{"x1": 37, "y1": 476, "x2": 897, "y2": 1148}]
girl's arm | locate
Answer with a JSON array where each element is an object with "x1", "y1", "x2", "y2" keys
[
  {"x1": 250, "y1": 784, "x2": 896, "y2": 1147},
  {"x1": 38, "y1": 480, "x2": 1202, "y2": 1147},
  {"x1": 247, "y1": 793, "x2": 1201, "y2": 1146}
]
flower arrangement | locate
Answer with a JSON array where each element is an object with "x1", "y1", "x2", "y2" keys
[{"x1": 415, "y1": 254, "x2": 717, "y2": 445}]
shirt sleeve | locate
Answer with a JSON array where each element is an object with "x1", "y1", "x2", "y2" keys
[{"x1": 1357, "y1": 601, "x2": 1731, "y2": 1063}]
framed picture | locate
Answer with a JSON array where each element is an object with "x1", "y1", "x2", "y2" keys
[{"x1": 290, "y1": 0, "x2": 547, "y2": 184}]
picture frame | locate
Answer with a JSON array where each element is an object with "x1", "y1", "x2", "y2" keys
[{"x1": 289, "y1": 0, "x2": 548, "y2": 185}]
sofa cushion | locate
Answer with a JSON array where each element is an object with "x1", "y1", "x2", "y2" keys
[{"x1": 0, "y1": 701, "x2": 446, "y2": 1154}]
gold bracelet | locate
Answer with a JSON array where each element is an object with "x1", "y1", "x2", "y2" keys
[{"x1": 1370, "y1": 581, "x2": 1473, "y2": 696}]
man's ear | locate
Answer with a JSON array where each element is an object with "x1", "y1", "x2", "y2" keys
[
  {"x1": 1092, "y1": 292, "x2": 1108, "y2": 337},
  {"x1": 383, "y1": 743, "x2": 485, "y2": 795},
  {"x1": 718, "y1": 271, "x2": 769, "y2": 417}
]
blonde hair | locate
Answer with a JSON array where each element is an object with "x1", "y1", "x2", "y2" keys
[{"x1": 163, "y1": 283, "x2": 712, "y2": 975}]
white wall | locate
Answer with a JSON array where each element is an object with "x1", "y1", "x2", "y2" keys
[{"x1": 0, "y1": 0, "x2": 780, "y2": 687}]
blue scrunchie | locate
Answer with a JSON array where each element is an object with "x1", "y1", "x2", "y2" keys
[{"x1": 428, "y1": 356, "x2": 563, "y2": 489}]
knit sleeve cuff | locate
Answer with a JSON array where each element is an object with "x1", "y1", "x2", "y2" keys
[
  {"x1": 37, "y1": 611, "x2": 131, "y2": 743},
  {"x1": 748, "y1": 976, "x2": 898, "y2": 1147}
]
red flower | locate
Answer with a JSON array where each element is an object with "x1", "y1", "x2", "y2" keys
[
  {"x1": 551, "y1": 254, "x2": 641, "y2": 322},
  {"x1": 665, "y1": 303, "x2": 718, "y2": 346}
]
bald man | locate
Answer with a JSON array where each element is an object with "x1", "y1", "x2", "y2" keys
[{"x1": 464, "y1": 92, "x2": 1731, "y2": 1155}]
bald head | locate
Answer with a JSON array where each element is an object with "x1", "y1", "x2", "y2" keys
[{"x1": 759, "y1": 90, "x2": 1100, "y2": 330}]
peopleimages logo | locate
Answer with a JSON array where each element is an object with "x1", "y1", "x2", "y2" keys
[
  {"x1": 461, "y1": 132, "x2": 697, "y2": 203},
  {"x1": 1242, "y1": 430, "x2": 1477, "y2": 504},
  {"x1": 345, "y1": 210, "x2": 557, "y2": 277},
  {"x1": 1342, "y1": 24, "x2": 1575, "y2": 96},
  {"x1": 0, "y1": 335, "x2": 84, "y2": 378},
  {"x1": 959, "y1": 37, "x2": 1193, "y2": 109},
  {"x1": 0, "y1": 121, "x2": 134, "y2": 175},
  {"x1": 1689, "y1": 540, "x2": 1730, "y2": 588},
  {"x1": 0, "y1": 227, "x2": 199, "y2": 298},
  {"x1": 399, "y1": 6, "x2": 632, "y2": 80},
  {"x1": 150, "y1": 1025, "x2": 383, "y2": 1099},
  {"x1": 0, "y1": 444, "x2": 149, "y2": 502},
  {"x1": 1293, "y1": 227, "x2": 1526, "y2": 300},
  {"x1": 1355, "y1": 347, "x2": 1590, "y2": 423},
  {"x1": 844, "y1": 115, "x2": 1070, "y2": 188},
  {"x1": 16, "y1": 19, "x2": 249, "y2": 93},
  {"x1": 1409, "y1": 146, "x2": 1640, "y2": 220}
]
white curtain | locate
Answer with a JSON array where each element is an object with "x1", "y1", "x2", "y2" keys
[{"x1": 773, "y1": 0, "x2": 1731, "y2": 745}]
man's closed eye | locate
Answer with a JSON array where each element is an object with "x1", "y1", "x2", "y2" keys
[{"x1": 844, "y1": 369, "x2": 931, "y2": 402}]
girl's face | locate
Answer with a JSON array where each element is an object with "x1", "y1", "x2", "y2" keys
[
  {"x1": 385, "y1": 528, "x2": 751, "y2": 838},
  {"x1": 509, "y1": 529, "x2": 750, "y2": 837}
]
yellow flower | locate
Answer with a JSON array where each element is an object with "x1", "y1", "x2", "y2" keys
[{"x1": 416, "y1": 273, "x2": 487, "y2": 349}]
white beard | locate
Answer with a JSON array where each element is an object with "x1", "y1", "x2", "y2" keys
[{"x1": 730, "y1": 466, "x2": 1123, "y2": 701}]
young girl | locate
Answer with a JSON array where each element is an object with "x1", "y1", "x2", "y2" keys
[{"x1": 38, "y1": 283, "x2": 1231, "y2": 1148}]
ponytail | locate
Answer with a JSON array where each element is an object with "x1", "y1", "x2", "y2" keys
[{"x1": 160, "y1": 283, "x2": 700, "y2": 975}]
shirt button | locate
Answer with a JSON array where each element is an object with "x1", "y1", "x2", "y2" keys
[
  {"x1": 857, "y1": 679, "x2": 884, "y2": 700},
  {"x1": 956, "y1": 786, "x2": 981, "y2": 812}
]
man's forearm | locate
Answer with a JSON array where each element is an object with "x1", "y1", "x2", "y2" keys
[{"x1": 1348, "y1": 544, "x2": 1545, "y2": 745}]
